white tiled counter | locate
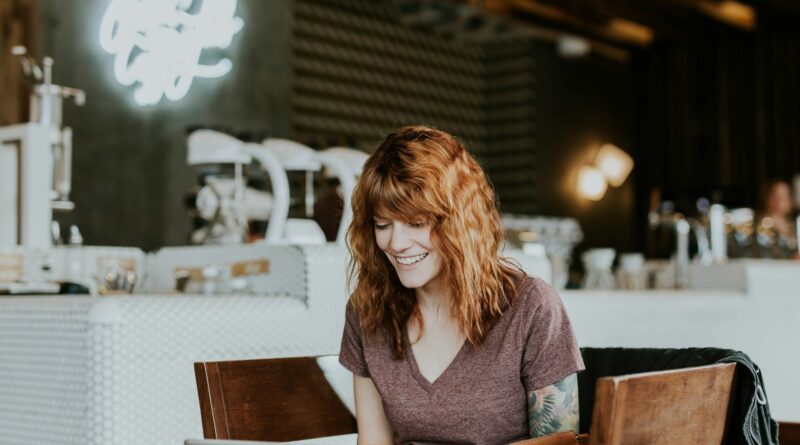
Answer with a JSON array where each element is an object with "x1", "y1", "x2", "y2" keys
[
  {"x1": 0, "y1": 245, "x2": 350, "y2": 445},
  {"x1": 562, "y1": 259, "x2": 800, "y2": 421}
]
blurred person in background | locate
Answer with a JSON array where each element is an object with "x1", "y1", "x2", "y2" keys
[{"x1": 756, "y1": 179, "x2": 798, "y2": 259}]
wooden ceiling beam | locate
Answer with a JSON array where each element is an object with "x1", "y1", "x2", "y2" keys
[
  {"x1": 585, "y1": 0, "x2": 704, "y2": 39},
  {"x1": 762, "y1": 0, "x2": 800, "y2": 15},
  {"x1": 505, "y1": 0, "x2": 654, "y2": 47},
  {"x1": 636, "y1": 0, "x2": 757, "y2": 31},
  {"x1": 458, "y1": 0, "x2": 632, "y2": 62},
  {"x1": 696, "y1": 0, "x2": 756, "y2": 31}
]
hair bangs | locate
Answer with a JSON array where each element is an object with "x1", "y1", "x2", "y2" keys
[{"x1": 366, "y1": 171, "x2": 440, "y2": 224}]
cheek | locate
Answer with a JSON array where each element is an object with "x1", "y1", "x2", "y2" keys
[
  {"x1": 374, "y1": 230, "x2": 389, "y2": 251},
  {"x1": 421, "y1": 228, "x2": 436, "y2": 250},
  {"x1": 431, "y1": 253, "x2": 443, "y2": 271}
]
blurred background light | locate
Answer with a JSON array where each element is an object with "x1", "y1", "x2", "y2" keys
[
  {"x1": 577, "y1": 164, "x2": 608, "y2": 201},
  {"x1": 596, "y1": 143, "x2": 634, "y2": 187}
]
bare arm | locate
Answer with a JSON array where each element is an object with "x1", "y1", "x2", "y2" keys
[
  {"x1": 527, "y1": 373, "x2": 579, "y2": 438},
  {"x1": 354, "y1": 374, "x2": 393, "y2": 445}
]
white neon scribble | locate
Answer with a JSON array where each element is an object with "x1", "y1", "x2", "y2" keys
[{"x1": 99, "y1": 0, "x2": 243, "y2": 106}]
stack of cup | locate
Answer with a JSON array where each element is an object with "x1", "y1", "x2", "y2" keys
[
  {"x1": 581, "y1": 248, "x2": 616, "y2": 289},
  {"x1": 616, "y1": 253, "x2": 645, "y2": 290}
]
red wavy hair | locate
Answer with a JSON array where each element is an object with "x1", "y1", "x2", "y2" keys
[{"x1": 347, "y1": 125, "x2": 522, "y2": 358}]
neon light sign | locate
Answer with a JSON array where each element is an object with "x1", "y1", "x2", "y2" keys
[{"x1": 99, "y1": 0, "x2": 243, "y2": 106}]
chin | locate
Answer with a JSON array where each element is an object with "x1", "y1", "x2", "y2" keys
[
  {"x1": 397, "y1": 277, "x2": 423, "y2": 289},
  {"x1": 396, "y1": 273, "x2": 432, "y2": 289}
]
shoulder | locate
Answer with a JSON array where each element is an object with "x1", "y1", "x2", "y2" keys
[
  {"x1": 514, "y1": 274, "x2": 564, "y2": 312},
  {"x1": 345, "y1": 299, "x2": 369, "y2": 330},
  {"x1": 343, "y1": 300, "x2": 383, "y2": 345},
  {"x1": 343, "y1": 300, "x2": 363, "y2": 333}
]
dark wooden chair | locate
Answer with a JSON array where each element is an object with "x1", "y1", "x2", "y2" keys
[
  {"x1": 194, "y1": 356, "x2": 357, "y2": 441},
  {"x1": 780, "y1": 422, "x2": 800, "y2": 445},
  {"x1": 587, "y1": 363, "x2": 736, "y2": 445}
]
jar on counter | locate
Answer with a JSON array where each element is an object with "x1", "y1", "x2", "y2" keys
[
  {"x1": 582, "y1": 248, "x2": 616, "y2": 290},
  {"x1": 616, "y1": 253, "x2": 645, "y2": 290}
]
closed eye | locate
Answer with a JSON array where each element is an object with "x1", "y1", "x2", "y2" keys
[
  {"x1": 409, "y1": 219, "x2": 430, "y2": 228},
  {"x1": 374, "y1": 223, "x2": 390, "y2": 230}
]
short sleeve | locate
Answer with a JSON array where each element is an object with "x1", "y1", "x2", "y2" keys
[
  {"x1": 339, "y1": 301, "x2": 370, "y2": 377},
  {"x1": 521, "y1": 279, "x2": 585, "y2": 391}
]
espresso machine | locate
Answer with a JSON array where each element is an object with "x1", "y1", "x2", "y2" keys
[
  {"x1": 186, "y1": 130, "x2": 274, "y2": 244},
  {"x1": 186, "y1": 130, "x2": 370, "y2": 245},
  {"x1": 0, "y1": 47, "x2": 84, "y2": 247}
]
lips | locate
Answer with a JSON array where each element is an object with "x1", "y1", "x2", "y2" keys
[{"x1": 395, "y1": 253, "x2": 429, "y2": 265}]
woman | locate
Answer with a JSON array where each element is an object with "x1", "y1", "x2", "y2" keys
[
  {"x1": 756, "y1": 179, "x2": 798, "y2": 259},
  {"x1": 339, "y1": 126, "x2": 584, "y2": 444}
]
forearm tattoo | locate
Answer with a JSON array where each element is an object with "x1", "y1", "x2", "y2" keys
[{"x1": 527, "y1": 373, "x2": 579, "y2": 438}]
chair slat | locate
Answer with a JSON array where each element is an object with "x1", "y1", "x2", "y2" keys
[
  {"x1": 589, "y1": 363, "x2": 736, "y2": 445},
  {"x1": 194, "y1": 356, "x2": 357, "y2": 441}
]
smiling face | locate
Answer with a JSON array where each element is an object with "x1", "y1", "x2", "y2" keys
[{"x1": 374, "y1": 217, "x2": 443, "y2": 295}]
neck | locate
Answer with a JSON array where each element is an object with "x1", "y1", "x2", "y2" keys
[{"x1": 415, "y1": 279, "x2": 446, "y2": 316}]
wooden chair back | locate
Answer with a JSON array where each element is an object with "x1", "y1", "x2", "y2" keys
[
  {"x1": 194, "y1": 356, "x2": 357, "y2": 441},
  {"x1": 588, "y1": 362, "x2": 736, "y2": 445},
  {"x1": 780, "y1": 422, "x2": 800, "y2": 445}
]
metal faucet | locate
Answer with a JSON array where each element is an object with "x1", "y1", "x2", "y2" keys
[
  {"x1": 708, "y1": 204, "x2": 727, "y2": 263},
  {"x1": 675, "y1": 213, "x2": 720, "y2": 286},
  {"x1": 12, "y1": 46, "x2": 85, "y2": 209},
  {"x1": 688, "y1": 217, "x2": 712, "y2": 265}
]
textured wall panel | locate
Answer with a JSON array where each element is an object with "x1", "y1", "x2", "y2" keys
[
  {"x1": 484, "y1": 42, "x2": 537, "y2": 214},
  {"x1": 290, "y1": 0, "x2": 485, "y2": 151},
  {"x1": 290, "y1": 0, "x2": 537, "y2": 211}
]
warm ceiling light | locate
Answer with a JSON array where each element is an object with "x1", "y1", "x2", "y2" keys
[
  {"x1": 719, "y1": 1, "x2": 755, "y2": 24},
  {"x1": 595, "y1": 143, "x2": 634, "y2": 187},
  {"x1": 577, "y1": 165, "x2": 608, "y2": 201},
  {"x1": 607, "y1": 18, "x2": 654, "y2": 47},
  {"x1": 699, "y1": 0, "x2": 755, "y2": 31}
]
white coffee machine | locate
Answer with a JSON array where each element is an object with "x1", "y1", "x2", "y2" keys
[{"x1": 0, "y1": 47, "x2": 84, "y2": 247}]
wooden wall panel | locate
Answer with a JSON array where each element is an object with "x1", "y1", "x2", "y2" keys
[{"x1": 0, "y1": 0, "x2": 36, "y2": 126}]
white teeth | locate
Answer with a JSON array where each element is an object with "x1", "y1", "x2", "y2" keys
[{"x1": 396, "y1": 253, "x2": 428, "y2": 265}]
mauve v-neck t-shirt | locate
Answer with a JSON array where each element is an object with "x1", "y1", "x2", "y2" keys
[{"x1": 338, "y1": 275, "x2": 585, "y2": 445}]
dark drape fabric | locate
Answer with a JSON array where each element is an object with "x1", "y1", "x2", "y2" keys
[
  {"x1": 633, "y1": 23, "x2": 758, "y2": 206},
  {"x1": 755, "y1": 8, "x2": 800, "y2": 181},
  {"x1": 577, "y1": 347, "x2": 779, "y2": 445},
  {"x1": 631, "y1": 7, "x2": 800, "y2": 253}
]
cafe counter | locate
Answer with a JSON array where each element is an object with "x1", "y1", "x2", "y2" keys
[
  {"x1": 1, "y1": 250, "x2": 798, "y2": 445},
  {"x1": 562, "y1": 259, "x2": 800, "y2": 421}
]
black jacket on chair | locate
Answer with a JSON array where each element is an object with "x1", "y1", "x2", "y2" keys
[{"x1": 577, "y1": 347, "x2": 779, "y2": 445}]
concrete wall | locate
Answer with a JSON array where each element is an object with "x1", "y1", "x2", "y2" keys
[{"x1": 38, "y1": 0, "x2": 292, "y2": 250}]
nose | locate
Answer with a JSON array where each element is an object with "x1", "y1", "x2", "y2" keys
[{"x1": 388, "y1": 223, "x2": 413, "y2": 253}]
